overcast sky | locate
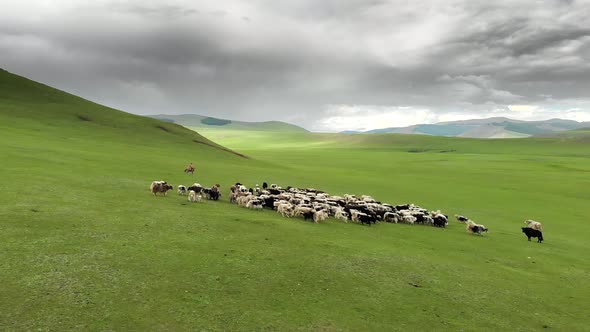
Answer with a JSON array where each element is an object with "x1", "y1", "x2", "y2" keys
[{"x1": 1, "y1": 0, "x2": 589, "y2": 131}]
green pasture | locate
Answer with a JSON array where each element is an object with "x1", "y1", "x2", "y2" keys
[{"x1": 1, "y1": 69, "x2": 590, "y2": 331}]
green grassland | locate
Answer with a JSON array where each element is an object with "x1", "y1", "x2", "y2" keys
[{"x1": 2, "y1": 69, "x2": 590, "y2": 331}]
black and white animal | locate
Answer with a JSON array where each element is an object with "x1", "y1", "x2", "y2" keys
[
  {"x1": 262, "y1": 182, "x2": 268, "y2": 190},
  {"x1": 455, "y1": 214, "x2": 470, "y2": 223},
  {"x1": 432, "y1": 213, "x2": 448, "y2": 227},
  {"x1": 466, "y1": 220, "x2": 488, "y2": 235},
  {"x1": 204, "y1": 185, "x2": 221, "y2": 200},
  {"x1": 522, "y1": 227, "x2": 543, "y2": 243},
  {"x1": 188, "y1": 190, "x2": 202, "y2": 203},
  {"x1": 187, "y1": 183, "x2": 203, "y2": 194},
  {"x1": 177, "y1": 185, "x2": 187, "y2": 195}
]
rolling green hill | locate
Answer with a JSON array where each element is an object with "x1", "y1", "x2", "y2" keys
[
  {"x1": 536, "y1": 127, "x2": 590, "y2": 141},
  {"x1": 150, "y1": 113, "x2": 308, "y2": 132},
  {"x1": 352, "y1": 117, "x2": 589, "y2": 138},
  {"x1": 0, "y1": 69, "x2": 245, "y2": 158},
  {"x1": 2, "y1": 69, "x2": 590, "y2": 331}
]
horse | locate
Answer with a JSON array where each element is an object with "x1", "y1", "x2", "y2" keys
[{"x1": 184, "y1": 166, "x2": 195, "y2": 175}]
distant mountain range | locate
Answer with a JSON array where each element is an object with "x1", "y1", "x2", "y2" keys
[
  {"x1": 149, "y1": 114, "x2": 308, "y2": 132},
  {"x1": 342, "y1": 117, "x2": 590, "y2": 138}
]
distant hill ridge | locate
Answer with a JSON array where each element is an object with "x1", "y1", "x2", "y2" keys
[
  {"x1": 150, "y1": 114, "x2": 308, "y2": 132},
  {"x1": 344, "y1": 117, "x2": 590, "y2": 138}
]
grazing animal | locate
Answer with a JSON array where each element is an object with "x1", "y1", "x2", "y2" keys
[
  {"x1": 400, "y1": 214, "x2": 416, "y2": 224},
  {"x1": 177, "y1": 185, "x2": 187, "y2": 195},
  {"x1": 229, "y1": 192, "x2": 237, "y2": 204},
  {"x1": 150, "y1": 180, "x2": 166, "y2": 192},
  {"x1": 383, "y1": 211, "x2": 400, "y2": 223},
  {"x1": 466, "y1": 220, "x2": 488, "y2": 235},
  {"x1": 432, "y1": 214, "x2": 448, "y2": 228},
  {"x1": 236, "y1": 194, "x2": 252, "y2": 207},
  {"x1": 358, "y1": 213, "x2": 376, "y2": 225},
  {"x1": 334, "y1": 208, "x2": 349, "y2": 222},
  {"x1": 522, "y1": 227, "x2": 543, "y2": 243},
  {"x1": 313, "y1": 210, "x2": 329, "y2": 223},
  {"x1": 150, "y1": 181, "x2": 173, "y2": 196},
  {"x1": 277, "y1": 203, "x2": 294, "y2": 217},
  {"x1": 262, "y1": 182, "x2": 268, "y2": 189},
  {"x1": 246, "y1": 198, "x2": 263, "y2": 210},
  {"x1": 206, "y1": 185, "x2": 221, "y2": 200},
  {"x1": 188, "y1": 190, "x2": 198, "y2": 202},
  {"x1": 524, "y1": 219, "x2": 543, "y2": 231},
  {"x1": 294, "y1": 206, "x2": 314, "y2": 217},
  {"x1": 187, "y1": 183, "x2": 203, "y2": 193},
  {"x1": 301, "y1": 210, "x2": 315, "y2": 222},
  {"x1": 455, "y1": 214, "x2": 470, "y2": 223}
]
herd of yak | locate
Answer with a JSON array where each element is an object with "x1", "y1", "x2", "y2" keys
[{"x1": 149, "y1": 180, "x2": 545, "y2": 243}]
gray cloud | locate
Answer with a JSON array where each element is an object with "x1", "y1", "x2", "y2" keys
[{"x1": 1, "y1": 0, "x2": 589, "y2": 131}]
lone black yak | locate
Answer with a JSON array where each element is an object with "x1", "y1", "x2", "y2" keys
[{"x1": 522, "y1": 227, "x2": 544, "y2": 243}]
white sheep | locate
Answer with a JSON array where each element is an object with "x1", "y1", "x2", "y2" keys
[
  {"x1": 334, "y1": 208, "x2": 349, "y2": 222},
  {"x1": 277, "y1": 203, "x2": 293, "y2": 217},
  {"x1": 361, "y1": 195, "x2": 376, "y2": 203},
  {"x1": 237, "y1": 194, "x2": 253, "y2": 207},
  {"x1": 524, "y1": 219, "x2": 543, "y2": 231},
  {"x1": 313, "y1": 210, "x2": 329, "y2": 223},
  {"x1": 401, "y1": 214, "x2": 417, "y2": 224},
  {"x1": 188, "y1": 190, "x2": 197, "y2": 202}
]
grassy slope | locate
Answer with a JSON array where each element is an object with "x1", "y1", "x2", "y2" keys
[
  {"x1": 198, "y1": 128, "x2": 590, "y2": 329},
  {"x1": 537, "y1": 128, "x2": 590, "y2": 140},
  {"x1": 151, "y1": 113, "x2": 308, "y2": 132},
  {"x1": 1, "y1": 69, "x2": 590, "y2": 331}
]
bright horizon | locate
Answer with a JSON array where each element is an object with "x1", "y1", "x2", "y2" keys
[{"x1": 144, "y1": 108, "x2": 590, "y2": 133}]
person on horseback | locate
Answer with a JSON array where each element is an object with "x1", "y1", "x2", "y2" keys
[{"x1": 185, "y1": 162, "x2": 195, "y2": 175}]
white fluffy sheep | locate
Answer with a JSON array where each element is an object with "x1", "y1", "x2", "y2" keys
[
  {"x1": 313, "y1": 210, "x2": 329, "y2": 223},
  {"x1": 524, "y1": 219, "x2": 543, "y2": 231},
  {"x1": 334, "y1": 208, "x2": 349, "y2": 222},
  {"x1": 277, "y1": 203, "x2": 294, "y2": 217},
  {"x1": 188, "y1": 190, "x2": 197, "y2": 202}
]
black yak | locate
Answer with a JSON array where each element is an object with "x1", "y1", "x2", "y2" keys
[{"x1": 522, "y1": 227, "x2": 543, "y2": 243}]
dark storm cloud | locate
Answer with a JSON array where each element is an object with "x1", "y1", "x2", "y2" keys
[{"x1": 1, "y1": 0, "x2": 589, "y2": 131}]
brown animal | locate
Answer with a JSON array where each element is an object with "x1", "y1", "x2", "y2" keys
[{"x1": 150, "y1": 181, "x2": 173, "y2": 196}]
